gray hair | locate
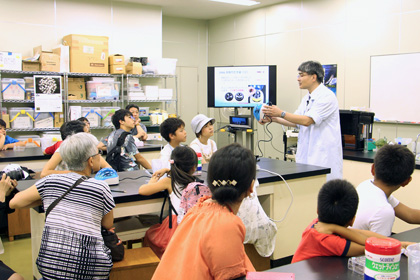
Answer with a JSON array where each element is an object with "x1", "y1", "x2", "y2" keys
[
  {"x1": 298, "y1": 61, "x2": 324, "y2": 84},
  {"x1": 60, "y1": 132, "x2": 99, "y2": 171}
]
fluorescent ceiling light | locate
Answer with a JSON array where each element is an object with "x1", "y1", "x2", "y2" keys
[{"x1": 209, "y1": 0, "x2": 260, "y2": 6}]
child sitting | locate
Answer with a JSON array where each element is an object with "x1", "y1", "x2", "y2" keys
[
  {"x1": 0, "y1": 119, "x2": 25, "y2": 151},
  {"x1": 159, "y1": 118, "x2": 187, "y2": 163},
  {"x1": 106, "y1": 109, "x2": 151, "y2": 171},
  {"x1": 152, "y1": 143, "x2": 256, "y2": 280},
  {"x1": 41, "y1": 120, "x2": 112, "y2": 177},
  {"x1": 126, "y1": 104, "x2": 148, "y2": 140},
  {"x1": 292, "y1": 179, "x2": 414, "y2": 263},
  {"x1": 353, "y1": 144, "x2": 419, "y2": 236},
  {"x1": 139, "y1": 146, "x2": 208, "y2": 224},
  {"x1": 189, "y1": 114, "x2": 217, "y2": 164}
]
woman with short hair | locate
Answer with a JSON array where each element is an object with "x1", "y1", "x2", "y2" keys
[{"x1": 11, "y1": 133, "x2": 115, "y2": 279}]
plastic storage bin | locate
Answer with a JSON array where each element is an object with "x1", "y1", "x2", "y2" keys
[
  {"x1": 86, "y1": 81, "x2": 120, "y2": 100},
  {"x1": 101, "y1": 107, "x2": 120, "y2": 126},
  {"x1": 82, "y1": 107, "x2": 102, "y2": 127},
  {"x1": 16, "y1": 135, "x2": 41, "y2": 148},
  {"x1": 2, "y1": 78, "x2": 25, "y2": 100},
  {"x1": 9, "y1": 107, "x2": 34, "y2": 129},
  {"x1": 34, "y1": 112, "x2": 54, "y2": 128},
  {"x1": 40, "y1": 132, "x2": 62, "y2": 152}
]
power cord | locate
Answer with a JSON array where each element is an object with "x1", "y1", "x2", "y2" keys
[
  {"x1": 256, "y1": 117, "x2": 274, "y2": 158},
  {"x1": 258, "y1": 167, "x2": 294, "y2": 223},
  {"x1": 119, "y1": 175, "x2": 151, "y2": 181}
]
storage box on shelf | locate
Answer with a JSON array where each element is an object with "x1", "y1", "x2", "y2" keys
[
  {"x1": 86, "y1": 79, "x2": 120, "y2": 100},
  {"x1": 9, "y1": 107, "x2": 34, "y2": 129},
  {"x1": 123, "y1": 74, "x2": 178, "y2": 132},
  {"x1": 2, "y1": 78, "x2": 25, "y2": 100},
  {"x1": 101, "y1": 107, "x2": 120, "y2": 126},
  {"x1": 81, "y1": 107, "x2": 102, "y2": 127},
  {"x1": 16, "y1": 135, "x2": 41, "y2": 148},
  {"x1": 34, "y1": 112, "x2": 54, "y2": 128}
]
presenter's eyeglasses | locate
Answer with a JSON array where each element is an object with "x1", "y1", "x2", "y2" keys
[{"x1": 297, "y1": 72, "x2": 309, "y2": 78}]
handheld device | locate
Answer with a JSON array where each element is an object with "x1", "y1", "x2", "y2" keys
[
  {"x1": 95, "y1": 168, "x2": 119, "y2": 186},
  {"x1": 254, "y1": 103, "x2": 271, "y2": 121}
]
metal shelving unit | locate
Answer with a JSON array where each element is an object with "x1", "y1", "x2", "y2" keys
[
  {"x1": 0, "y1": 70, "x2": 124, "y2": 134},
  {"x1": 124, "y1": 74, "x2": 178, "y2": 130}
]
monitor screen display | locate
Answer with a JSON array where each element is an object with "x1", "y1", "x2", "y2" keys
[{"x1": 207, "y1": 65, "x2": 277, "y2": 108}]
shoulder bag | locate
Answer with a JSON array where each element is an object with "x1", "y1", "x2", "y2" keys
[{"x1": 45, "y1": 176, "x2": 124, "y2": 261}]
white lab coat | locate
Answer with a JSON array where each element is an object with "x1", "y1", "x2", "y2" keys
[{"x1": 294, "y1": 83, "x2": 343, "y2": 181}]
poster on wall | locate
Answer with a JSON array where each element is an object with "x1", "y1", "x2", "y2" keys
[
  {"x1": 34, "y1": 75, "x2": 63, "y2": 112},
  {"x1": 323, "y1": 64, "x2": 337, "y2": 95}
]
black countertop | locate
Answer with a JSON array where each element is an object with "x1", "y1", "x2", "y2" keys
[
  {"x1": 343, "y1": 149, "x2": 420, "y2": 169},
  {"x1": 0, "y1": 143, "x2": 162, "y2": 163},
  {"x1": 267, "y1": 227, "x2": 420, "y2": 279},
  {"x1": 16, "y1": 158, "x2": 330, "y2": 206}
]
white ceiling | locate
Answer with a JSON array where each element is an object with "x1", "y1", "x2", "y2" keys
[{"x1": 116, "y1": 0, "x2": 287, "y2": 20}]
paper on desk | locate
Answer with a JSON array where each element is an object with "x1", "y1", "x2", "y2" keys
[{"x1": 246, "y1": 272, "x2": 295, "y2": 280}]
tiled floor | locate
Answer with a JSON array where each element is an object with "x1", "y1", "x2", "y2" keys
[{"x1": 0, "y1": 235, "x2": 32, "y2": 280}]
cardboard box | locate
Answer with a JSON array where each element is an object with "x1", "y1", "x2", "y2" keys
[
  {"x1": 33, "y1": 46, "x2": 60, "y2": 72},
  {"x1": 68, "y1": 78, "x2": 86, "y2": 100},
  {"x1": 2, "y1": 114, "x2": 10, "y2": 128},
  {"x1": 54, "y1": 112, "x2": 64, "y2": 128},
  {"x1": 0, "y1": 52, "x2": 22, "y2": 71},
  {"x1": 126, "y1": 62, "x2": 142, "y2": 75},
  {"x1": 109, "y1": 54, "x2": 124, "y2": 65},
  {"x1": 109, "y1": 64, "x2": 126, "y2": 74},
  {"x1": 22, "y1": 61, "x2": 41, "y2": 72},
  {"x1": 62, "y1": 34, "x2": 109, "y2": 74},
  {"x1": 53, "y1": 45, "x2": 70, "y2": 73}
]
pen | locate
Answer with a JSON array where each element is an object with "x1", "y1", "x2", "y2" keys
[{"x1": 111, "y1": 190, "x2": 126, "y2": 193}]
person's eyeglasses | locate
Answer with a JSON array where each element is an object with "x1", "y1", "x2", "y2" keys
[
  {"x1": 87, "y1": 150, "x2": 103, "y2": 160},
  {"x1": 297, "y1": 72, "x2": 309, "y2": 78}
]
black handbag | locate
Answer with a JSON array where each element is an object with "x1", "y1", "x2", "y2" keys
[
  {"x1": 45, "y1": 176, "x2": 124, "y2": 261},
  {"x1": 101, "y1": 227, "x2": 125, "y2": 261}
]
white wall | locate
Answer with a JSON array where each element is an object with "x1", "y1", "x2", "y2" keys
[
  {"x1": 0, "y1": 0, "x2": 162, "y2": 59},
  {"x1": 208, "y1": 0, "x2": 420, "y2": 158}
]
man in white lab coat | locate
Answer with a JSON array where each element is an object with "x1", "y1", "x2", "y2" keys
[{"x1": 261, "y1": 61, "x2": 342, "y2": 181}]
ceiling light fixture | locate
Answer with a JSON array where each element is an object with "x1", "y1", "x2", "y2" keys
[{"x1": 209, "y1": 0, "x2": 260, "y2": 6}]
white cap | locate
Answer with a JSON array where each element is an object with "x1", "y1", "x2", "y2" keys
[{"x1": 191, "y1": 114, "x2": 215, "y2": 134}]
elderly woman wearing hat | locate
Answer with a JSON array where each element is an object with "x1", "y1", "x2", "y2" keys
[{"x1": 190, "y1": 114, "x2": 217, "y2": 164}]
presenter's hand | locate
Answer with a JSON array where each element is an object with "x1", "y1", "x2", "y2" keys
[
  {"x1": 258, "y1": 117, "x2": 270, "y2": 125},
  {"x1": 262, "y1": 105, "x2": 282, "y2": 118}
]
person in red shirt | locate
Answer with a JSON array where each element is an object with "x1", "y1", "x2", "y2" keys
[
  {"x1": 43, "y1": 121, "x2": 85, "y2": 155},
  {"x1": 292, "y1": 179, "x2": 413, "y2": 263}
]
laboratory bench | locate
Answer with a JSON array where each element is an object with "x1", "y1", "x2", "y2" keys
[
  {"x1": 14, "y1": 158, "x2": 330, "y2": 279},
  {"x1": 267, "y1": 226, "x2": 420, "y2": 279}
]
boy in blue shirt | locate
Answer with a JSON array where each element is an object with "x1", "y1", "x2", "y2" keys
[{"x1": 0, "y1": 119, "x2": 25, "y2": 150}]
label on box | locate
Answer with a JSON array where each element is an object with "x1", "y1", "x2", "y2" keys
[
  {"x1": 83, "y1": 46, "x2": 94, "y2": 54},
  {"x1": 35, "y1": 117, "x2": 54, "y2": 128},
  {"x1": 97, "y1": 85, "x2": 112, "y2": 98},
  {"x1": 13, "y1": 116, "x2": 31, "y2": 128}
]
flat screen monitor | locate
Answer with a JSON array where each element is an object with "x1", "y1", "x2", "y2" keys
[{"x1": 207, "y1": 65, "x2": 277, "y2": 108}]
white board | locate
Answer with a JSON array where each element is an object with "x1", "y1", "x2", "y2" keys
[{"x1": 370, "y1": 53, "x2": 420, "y2": 123}]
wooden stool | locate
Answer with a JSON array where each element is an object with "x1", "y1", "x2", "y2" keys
[
  {"x1": 110, "y1": 247, "x2": 160, "y2": 280},
  {"x1": 244, "y1": 243, "x2": 271, "y2": 271}
]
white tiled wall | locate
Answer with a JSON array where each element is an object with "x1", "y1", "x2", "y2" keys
[
  {"x1": 0, "y1": 0, "x2": 162, "y2": 58},
  {"x1": 207, "y1": 0, "x2": 420, "y2": 158}
]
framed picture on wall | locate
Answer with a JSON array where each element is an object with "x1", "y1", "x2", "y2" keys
[{"x1": 323, "y1": 64, "x2": 337, "y2": 95}]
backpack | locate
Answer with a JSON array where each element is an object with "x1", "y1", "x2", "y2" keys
[
  {"x1": 179, "y1": 181, "x2": 211, "y2": 217},
  {"x1": 106, "y1": 131, "x2": 130, "y2": 171}
]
